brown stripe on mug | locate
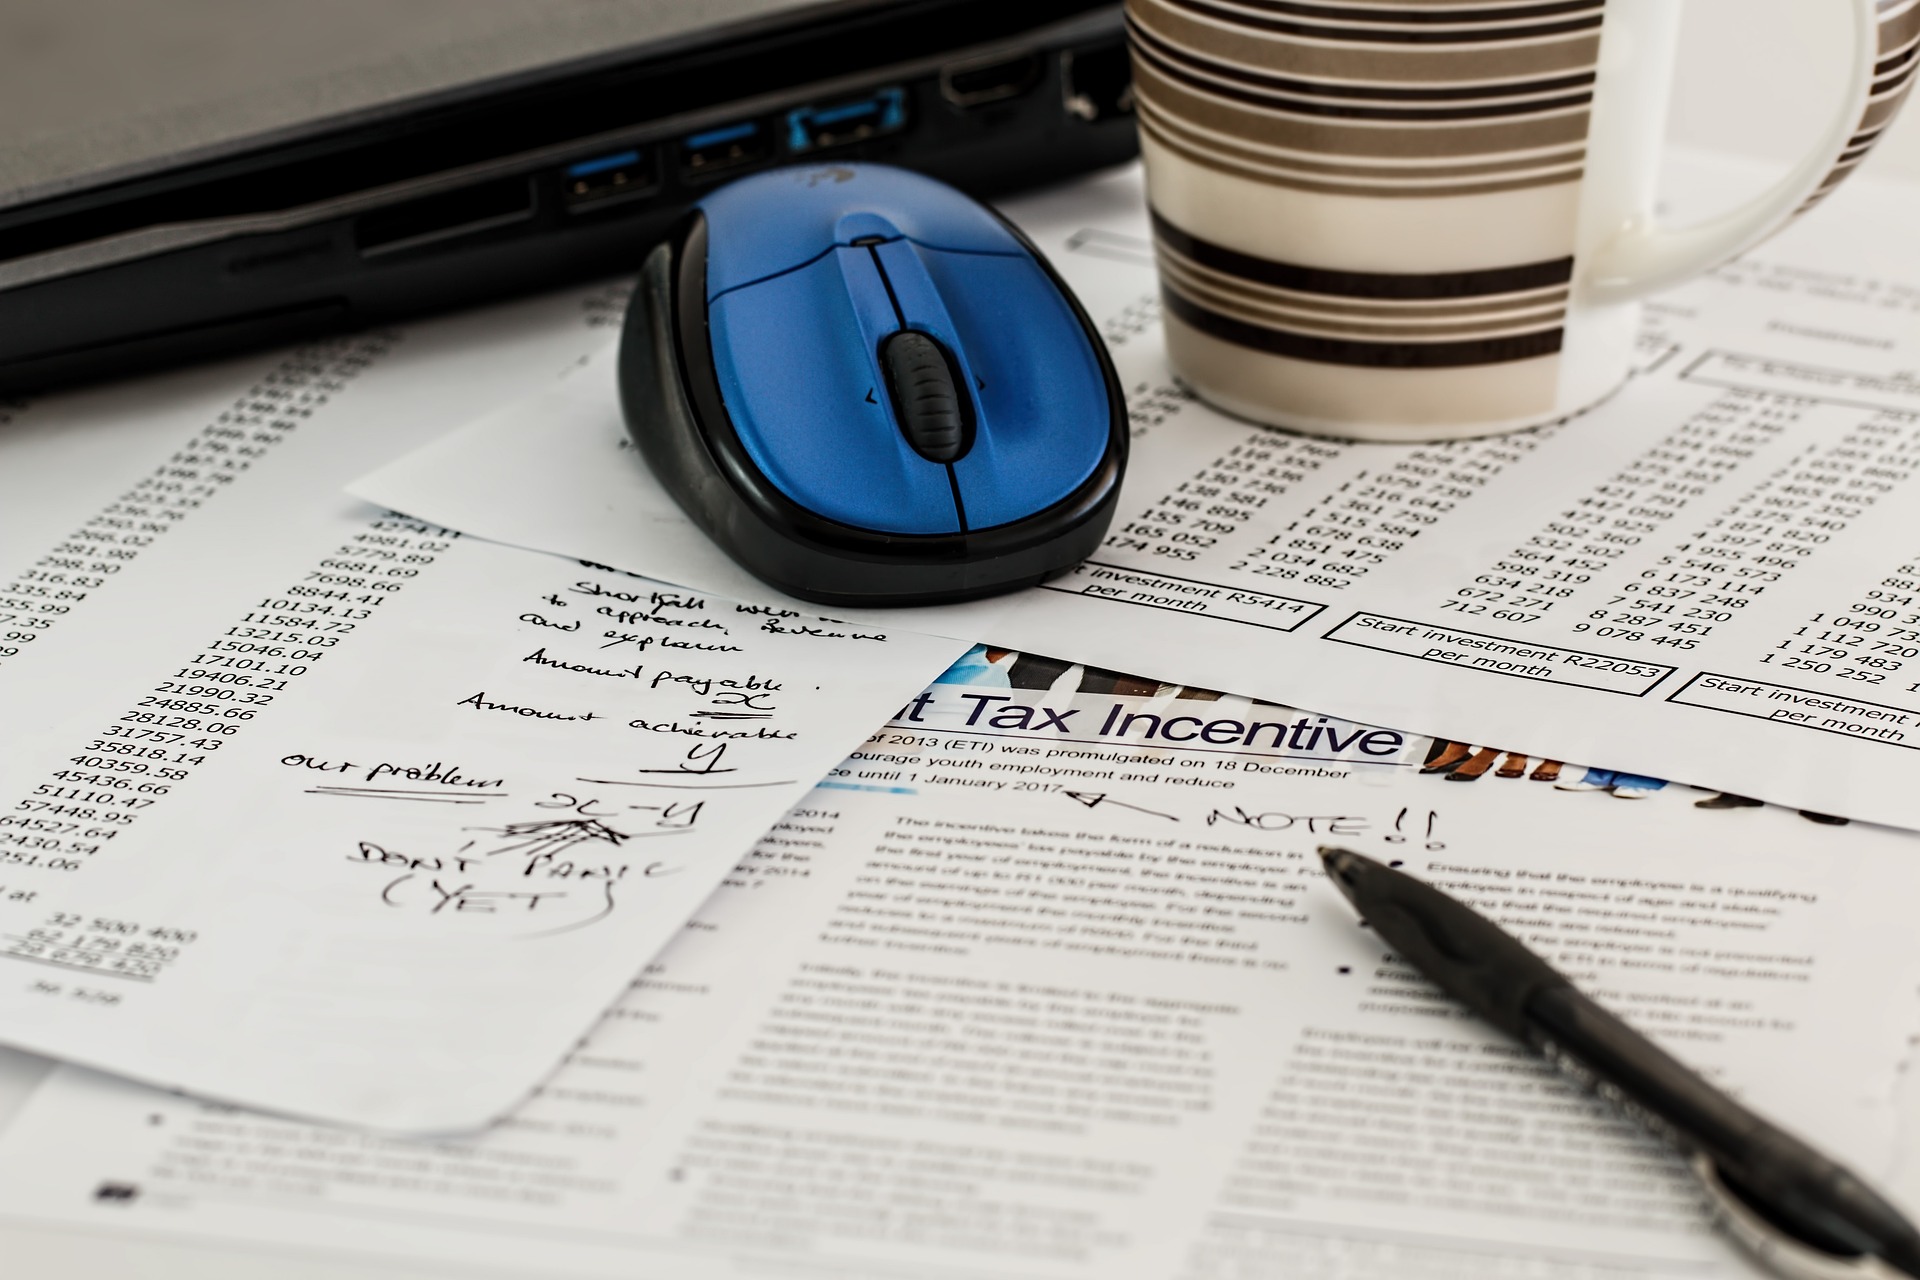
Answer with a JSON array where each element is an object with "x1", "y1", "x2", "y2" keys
[
  {"x1": 1878, "y1": 42, "x2": 1919, "y2": 76},
  {"x1": 1149, "y1": 211, "x2": 1576, "y2": 299},
  {"x1": 1162, "y1": 287, "x2": 1566, "y2": 367},
  {"x1": 1128, "y1": 6, "x2": 1597, "y2": 84},
  {"x1": 1130, "y1": 0, "x2": 1604, "y2": 84},
  {"x1": 1155, "y1": 245, "x2": 1573, "y2": 323},
  {"x1": 1159, "y1": 0, "x2": 1604, "y2": 44},
  {"x1": 1126, "y1": 15, "x2": 1600, "y2": 103},
  {"x1": 1131, "y1": 57, "x2": 1595, "y2": 159},
  {"x1": 1140, "y1": 112, "x2": 1586, "y2": 197},
  {"x1": 1139, "y1": 105, "x2": 1589, "y2": 179},
  {"x1": 1799, "y1": 0, "x2": 1920, "y2": 212},
  {"x1": 1151, "y1": 209, "x2": 1572, "y2": 367},
  {"x1": 1129, "y1": 24, "x2": 1597, "y2": 121},
  {"x1": 1130, "y1": 15, "x2": 1599, "y2": 102},
  {"x1": 1159, "y1": 269, "x2": 1571, "y2": 343},
  {"x1": 1224, "y1": 1, "x2": 1607, "y2": 24}
]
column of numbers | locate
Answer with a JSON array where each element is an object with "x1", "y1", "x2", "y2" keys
[
  {"x1": 1458, "y1": 392, "x2": 1800, "y2": 626},
  {"x1": 0, "y1": 337, "x2": 396, "y2": 666},
  {"x1": 1103, "y1": 430, "x2": 1342, "y2": 568},
  {"x1": 1254, "y1": 429, "x2": 1552, "y2": 595}
]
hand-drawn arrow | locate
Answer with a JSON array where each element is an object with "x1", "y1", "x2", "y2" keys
[{"x1": 1060, "y1": 790, "x2": 1178, "y2": 821}]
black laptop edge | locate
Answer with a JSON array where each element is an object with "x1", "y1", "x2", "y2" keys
[{"x1": 0, "y1": 0, "x2": 1135, "y2": 393}]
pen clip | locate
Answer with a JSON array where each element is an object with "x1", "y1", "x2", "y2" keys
[{"x1": 1692, "y1": 1154, "x2": 1903, "y2": 1280}]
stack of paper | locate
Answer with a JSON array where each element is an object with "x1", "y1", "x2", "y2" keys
[
  {"x1": 0, "y1": 283, "x2": 966, "y2": 1130},
  {"x1": 5, "y1": 150, "x2": 1920, "y2": 1280},
  {"x1": 2, "y1": 648, "x2": 1917, "y2": 1279},
  {"x1": 355, "y1": 156, "x2": 1920, "y2": 831}
]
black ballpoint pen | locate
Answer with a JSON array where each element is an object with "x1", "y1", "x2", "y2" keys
[{"x1": 1318, "y1": 845, "x2": 1920, "y2": 1280}]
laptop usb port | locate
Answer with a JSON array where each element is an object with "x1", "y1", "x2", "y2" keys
[
  {"x1": 785, "y1": 86, "x2": 907, "y2": 154},
  {"x1": 561, "y1": 148, "x2": 655, "y2": 211},
  {"x1": 680, "y1": 121, "x2": 771, "y2": 180}
]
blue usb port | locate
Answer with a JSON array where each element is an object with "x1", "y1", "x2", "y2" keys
[
  {"x1": 561, "y1": 148, "x2": 655, "y2": 210},
  {"x1": 786, "y1": 86, "x2": 907, "y2": 154},
  {"x1": 681, "y1": 120, "x2": 770, "y2": 179}
]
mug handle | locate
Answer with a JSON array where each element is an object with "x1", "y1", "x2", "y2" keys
[{"x1": 1586, "y1": 0, "x2": 1912, "y2": 303}]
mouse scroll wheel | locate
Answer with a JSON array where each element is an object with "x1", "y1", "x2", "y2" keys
[{"x1": 881, "y1": 331, "x2": 972, "y2": 465}]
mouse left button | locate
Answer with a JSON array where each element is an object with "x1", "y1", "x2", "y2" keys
[{"x1": 706, "y1": 252, "x2": 963, "y2": 535}]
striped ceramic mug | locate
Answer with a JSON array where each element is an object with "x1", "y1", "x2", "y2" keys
[{"x1": 1129, "y1": 0, "x2": 1918, "y2": 440}]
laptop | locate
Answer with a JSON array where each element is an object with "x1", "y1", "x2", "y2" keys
[{"x1": 0, "y1": 0, "x2": 1135, "y2": 391}]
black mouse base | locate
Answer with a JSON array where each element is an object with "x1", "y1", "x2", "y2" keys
[{"x1": 618, "y1": 225, "x2": 1127, "y2": 609}]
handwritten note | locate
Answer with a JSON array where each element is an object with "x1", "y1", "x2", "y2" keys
[{"x1": 0, "y1": 520, "x2": 965, "y2": 1132}]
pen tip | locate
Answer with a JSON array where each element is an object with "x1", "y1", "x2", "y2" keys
[{"x1": 1318, "y1": 847, "x2": 1371, "y2": 910}]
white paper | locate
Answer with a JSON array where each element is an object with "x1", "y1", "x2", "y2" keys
[
  {"x1": 352, "y1": 155, "x2": 1920, "y2": 830},
  {"x1": 2, "y1": 281, "x2": 627, "y2": 688},
  {"x1": 0, "y1": 288, "x2": 966, "y2": 1131},
  {"x1": 350, "y1": 341, "x2": 1004, "y2": 643},
  {"x1": 1, "y1": 649, "x2": 1912, "y2": 1278}
]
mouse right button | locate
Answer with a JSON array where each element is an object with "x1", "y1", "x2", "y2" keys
[{"x1": 915, "y1": 248, "x2": 1113, "y2": 530}]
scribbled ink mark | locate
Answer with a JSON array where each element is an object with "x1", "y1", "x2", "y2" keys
[{"x1": 465, "y1": 817, "x2": 633, "y2": 860}]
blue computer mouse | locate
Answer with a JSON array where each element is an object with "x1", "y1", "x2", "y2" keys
[{"x1": 617, "y1": 162, "x2": 1127, "y2": 607}]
